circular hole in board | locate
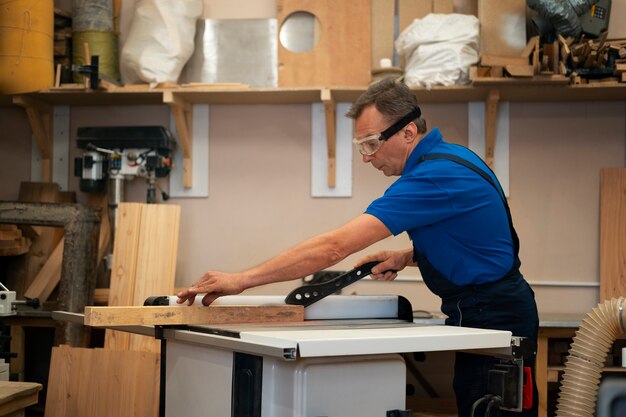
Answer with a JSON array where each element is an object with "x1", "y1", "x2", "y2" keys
[{"x1": 279, "y1": 11, "x2": 321, "y2": 53}]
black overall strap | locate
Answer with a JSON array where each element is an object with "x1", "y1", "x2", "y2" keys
[{"x1": 420, "y1": 152, "x2": 520, "y2": 260}]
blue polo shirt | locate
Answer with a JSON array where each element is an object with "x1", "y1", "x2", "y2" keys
[{"x1": 365, "y1": 128, "x2": 515, "y2": 286}]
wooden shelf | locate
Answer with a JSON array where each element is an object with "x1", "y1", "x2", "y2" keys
[
  {"x1": 2, "y1": 82, "x2": 624, "y2": 190},
  {"x1": 2, "y1": 82, "x2": 626, "y2": 107}
]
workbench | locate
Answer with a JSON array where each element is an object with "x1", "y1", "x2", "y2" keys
[{"x1": 0, "y1": 381, "x2": 42, "y2": 417}]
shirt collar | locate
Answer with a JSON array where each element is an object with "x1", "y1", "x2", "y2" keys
[{"x1": 403, "y1": 128, "x2": 443, "y2": 174}]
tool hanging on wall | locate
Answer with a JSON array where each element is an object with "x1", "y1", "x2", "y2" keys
[{"x1": 74, "y1": 126, "x2": 176, "y2": 225}]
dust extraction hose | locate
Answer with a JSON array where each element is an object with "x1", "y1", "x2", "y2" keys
[
  {"x1": 555, "y1": 297, "x2": 625, "y2": 417},
  {"x1": 527, "y1": 0, "x2": 597, "y2": 38}
]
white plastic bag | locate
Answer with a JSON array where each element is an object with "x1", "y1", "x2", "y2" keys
[
  {"x1": 120, "y1": 0, "x2": 203, "y2": 85},
  {"x1": 396, "y1": 13, "x2": 480, "y2": 89}
]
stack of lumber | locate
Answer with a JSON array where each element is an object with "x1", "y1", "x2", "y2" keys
[
  {"x1": 471, "y1": 33, "x2": 626, "y2": 85},
  {"x1": 560, "y1": 33, "x2": 626, "y2": 84},
  {"x1": 5, "y1": 183, "x2": 70, "y2": 302},
  {"x1": 470, "y1": 35, "x2": 568, "y2": 84},
  {"x1": 53, "y1": 9, "x2": 72, "y2": 67},
  {"x1": 0, "y1": 225, "x2": 30, "y2": 257}
]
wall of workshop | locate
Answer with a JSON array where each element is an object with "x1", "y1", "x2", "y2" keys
[{"x1": 1, "y1": 0, "x2": 625, "y2": 317}]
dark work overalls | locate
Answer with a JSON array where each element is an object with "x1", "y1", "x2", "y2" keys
[{"x1": 416, "y1": 153, "x2": 539, "y2": 417}]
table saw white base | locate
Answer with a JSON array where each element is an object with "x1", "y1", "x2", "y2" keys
[{"x1": 165, "y1": 340, "x2": 406, "y2": 417}]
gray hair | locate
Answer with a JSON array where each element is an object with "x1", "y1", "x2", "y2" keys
[{"x1": 346, "y1": 77, "x2": 427, "y2": 133}]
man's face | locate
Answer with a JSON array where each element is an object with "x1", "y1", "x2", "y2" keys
[{"x1": 353, "y1": 105, "x2": 410, "y2": 177}]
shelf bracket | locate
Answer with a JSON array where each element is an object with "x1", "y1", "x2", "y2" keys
[
  {"x1": 163, "y1": 91, "x2": 193, "y2": 188},
  {"x1": 13, "y1": 95, "x2": 53, "y2": 182},
  {"x1": 321, "y1": 89, "x2": 336, "y2": 188},
  {"x1": 484, "y1": 89, "x2": 500, "y2": 169}
]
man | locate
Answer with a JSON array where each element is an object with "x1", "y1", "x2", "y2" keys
[{"x1": 177, "y1": 77, "x2": 539, "y2": 417}]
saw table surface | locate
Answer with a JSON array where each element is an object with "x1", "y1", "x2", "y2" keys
[{"x1": 166, "y1": 320, "x2": 513, "y2": 359}]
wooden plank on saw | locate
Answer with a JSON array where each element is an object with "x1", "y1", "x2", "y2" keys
[
  {"x1": 85, "y1": 305, "x2": 305, "y2": 327},
  {"x1": 599, "y1": 168, "x2": 626, "y2": 302}
]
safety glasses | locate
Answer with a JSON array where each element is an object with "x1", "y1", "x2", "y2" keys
[{"x1": 352, "y1": 107, "x2": 421, "y2": 156}]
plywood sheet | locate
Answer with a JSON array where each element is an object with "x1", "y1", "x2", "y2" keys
[
  {"x1": 599, "y1": 168, "x2": 626, "y2": 302},
  {"x1": 478, "y1": 0, "x2": 527, "y2": 56},
  {"x1": 277, "y1": 0, "x2": 372, "y2": 87},
  {"x1": 398, "y1": 0, "x2": 432, "y2": 34},
  {"x1": 371, "y1": 0, "x2": 395, "y2": 69}
]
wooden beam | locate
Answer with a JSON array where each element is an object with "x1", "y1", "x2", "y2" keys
[
  {"x1": 321, "y1": 89, "x2": 336, "y2": 188},
  {"x1": 163, "y1": 91, "x2": 193, "y2": 188},
  {"x1": 23, "y1": 237, "x2": 64, "y2": 302},
  {"x1": 12, "y1": 96, "x2": 53, "y2": 182},
  {"x1": 85, "y1": 305, "x2": 305, "y2": 326},
  {"x1": 484, "y1": 89, "x2": 500, "y2": 169}
]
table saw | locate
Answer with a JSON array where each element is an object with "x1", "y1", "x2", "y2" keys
[
  {"x1": 145, "y1": 294, "x2": 517, "y2": 417},
  {"x1": 67, "y1": 263, "x2": 528, "y2": 417}
]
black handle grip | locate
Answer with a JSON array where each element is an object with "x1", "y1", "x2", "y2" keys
[{"x1": 285, "y1": 261, "x2": 380, "y2": 307}]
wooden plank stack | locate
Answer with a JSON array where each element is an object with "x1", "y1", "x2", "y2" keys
[
  {"x1": 471, "y1": 32, "x2": 626, "y2": 85},
  {"x1": 562, "y1": 33, "x2": 626, "y2": 84},
  {"x1": 0, "y1": 225, "x2": 30, "y2": 257}
]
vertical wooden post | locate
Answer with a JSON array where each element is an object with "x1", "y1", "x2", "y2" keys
[
  {"x1": 321, "y1": 89, "x2": 336, "y2": 188},
  {"x1": 484, "y1": 89, "x2": 500, "y2": 169}
]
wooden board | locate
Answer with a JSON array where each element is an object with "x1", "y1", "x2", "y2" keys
[
  {"x1": 398, "y1": 0, "x2": 431, "y2": 34},
  {"x1": 599, "y1": 168, "x2": 626, "y2": 302},
  {"x1": 45, "y1": 345, "x2": 159, "y2": 417},
  {"x1": 104, "y1": 203, "x2": 181, "y2": 352},
  {"x1": 104, "y1": 203, "x2": 143, "y2": 351},
  {"x1": 85, "y1": 305, "x2": 305, "y2": 326},
  {"x1": 277, "y1": 0, "x2": 371, "y2": 87},
  {"x1": 478, "y1": 0, "x2": 526, "y2": 56},
  {"x1": 371, "y1": 0, "x2": 395, "y2": 69}
]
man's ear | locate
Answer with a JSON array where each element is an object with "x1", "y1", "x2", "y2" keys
[{"x1": 404, "y1": 122, "x2": 418, "y2": 143}]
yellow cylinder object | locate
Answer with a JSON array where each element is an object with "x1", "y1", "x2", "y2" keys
[
  {"x1": 73, "y1": 31, "x2": 120, "y2": 83},
  {"x1": 0, "y1": 0, "x2": 54, "y2": 94}
]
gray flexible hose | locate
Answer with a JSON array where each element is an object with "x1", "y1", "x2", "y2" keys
[
  {"x1": 555, "y1": 297, "x2": 625, "y2": 417},
  {"x1": 526, "y1": 0, "x2": 597, "y2": 38}
]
